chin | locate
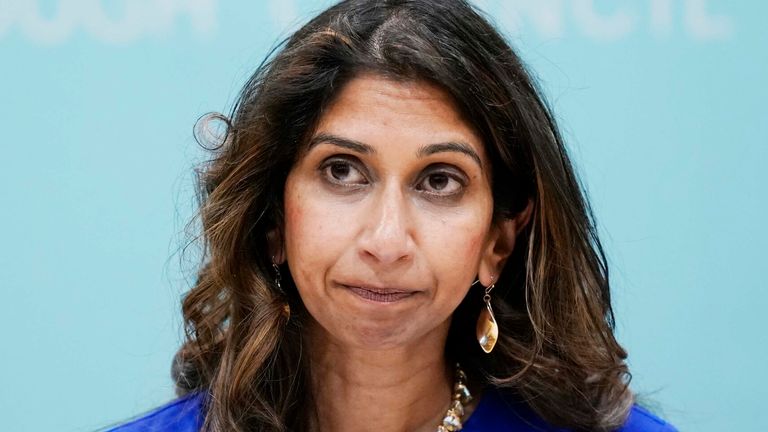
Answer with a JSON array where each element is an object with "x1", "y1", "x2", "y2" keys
[{"x1": 319, "y1": 313, "x2": 451, "y2": 352}]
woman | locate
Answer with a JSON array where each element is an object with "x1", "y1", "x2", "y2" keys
[{"x1": 111, "y1": 0, "x2": 676, "y2": 431}]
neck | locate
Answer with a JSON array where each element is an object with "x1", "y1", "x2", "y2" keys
[{"x1": 306, "y1": 321, "x2": 453, "y2": 432}]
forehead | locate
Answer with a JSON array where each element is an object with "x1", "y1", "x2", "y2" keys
[{"x1": 312, "y1": 73, "x2": 486, "y2": 159}]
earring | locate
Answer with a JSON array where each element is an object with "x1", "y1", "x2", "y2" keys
[
  {"x1": 272, "y1": 258, "x2": 291, "y2": 320},
  {"x1": 475, "y1": 279, "x2": 498, "y2": 354},
  {"x1": 272, "y1": 259, "x2": 283, "y2": 291}
]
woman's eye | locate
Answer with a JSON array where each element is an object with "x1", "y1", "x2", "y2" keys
[
  {"x1": 321, "y1": 158, "x2": 368, "y2": 185},
  {"x1": 417, "y1": 170, "x2": 465, "y2": 196}
]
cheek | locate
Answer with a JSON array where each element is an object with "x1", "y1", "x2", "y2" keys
[
  {"x1": 283, "y1": 182, "x2": 350, "y2": 285},
  {"x1": 285, "y1": 197, "x2": 317, "y2": 269},
  {"x1": 419, "y1": 212, "x2": 489, "y2": 281},
  {"x1": 286, "y1": 194, "x2": 345, "y2": 249},
  {"x1": 445, "y1": 230, "x2": 485, "y2": 269}
]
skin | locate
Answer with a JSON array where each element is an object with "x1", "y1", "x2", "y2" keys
[{"x1": 279, "y1": 74, "x2": 530, "y2": 432}]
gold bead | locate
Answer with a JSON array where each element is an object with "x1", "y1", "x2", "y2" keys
[
  {"x1": 453, "y1": 382, "x2": 472, "y2": 404},
  {"x1": 437, "y1": 363, "x2": 470, "y2": 431},
  {"x1": 455, "y1": 367, "x2": 467, "y2": 383},
  {"x1": 442, "y1": 413, "x2": 462, "y2": 431},
  {"x1": 450, "y1": 400, "x2": 464, "y2": 417}
]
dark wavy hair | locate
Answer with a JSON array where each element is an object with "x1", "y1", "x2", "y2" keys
[{"x1": 173, "y1": 0, "x2": 633, "y2": 430}]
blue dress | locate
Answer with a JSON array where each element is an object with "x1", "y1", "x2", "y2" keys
[{"x1": 109, "y1": 388, "x2": 676, "y2": 431}]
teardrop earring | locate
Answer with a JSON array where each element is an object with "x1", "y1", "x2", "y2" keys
[
  {"x1": 475, "y1": 280, "x2": 498, "y2": 354},
  {"x1": 272, "y1": 258, "x2": 291, "y2": 320}
]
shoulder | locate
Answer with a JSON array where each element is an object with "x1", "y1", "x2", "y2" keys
[
  {"x1": 107, "y1": 392, "x2": 205, "y2": 432},
  {"x1": 621, "y1": 404, "x2": 678, "y2": 432},
  {"x1": 464, "y1": 387, "x2": 677, "y2": 432}
]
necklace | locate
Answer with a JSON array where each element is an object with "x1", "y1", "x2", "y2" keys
[{"x1": 437, "y1": 363, "x2": 472, "y2": 432}]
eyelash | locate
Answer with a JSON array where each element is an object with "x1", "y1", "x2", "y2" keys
[
  {"x1": 318, "y1": 156, "x2": 468, "y2": 199},
  {"x1": 319, "y1": 157, "x2": 369, "y2": 188}
]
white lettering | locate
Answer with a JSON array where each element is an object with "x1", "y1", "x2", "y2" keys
[
  {"x1": 155, "y1": 0, "x2": 217, "y2": 35},
  {"x1": 572, "y1": 0, "x2": 634, "y2": 41},
  {"x1": 0, "y1": 0, "x2": 15, "y2": 37},
  {"x1": 2, "y1": 0, "x2": 217, "y2": 44},
  {"x1": 684, "y1": 0, "x2": 733, "y2": 40},
  {"x1": 649, "y1": 0, "x2": 674, "y2": 37},
  {"x1": 502, "y1": 0, "x2": 564, "y2": 38},
  {"x1": 81, "y1": 0, "x2": 144, "y2": 44},
  {"x1": 18, "y1": 0, "x2": 77, "y2": 44},
  {"x1": 0, "y1": 0, "x2": 738, "y2": 44}
]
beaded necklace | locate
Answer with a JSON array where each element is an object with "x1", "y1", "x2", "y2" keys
[{"x1": 437, "y1": 364, "x2": 472, "y2": 432}]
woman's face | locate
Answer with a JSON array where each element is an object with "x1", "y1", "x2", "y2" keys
[{"x1": 283, "y1": 74, "x2": 500, "y2": 350}]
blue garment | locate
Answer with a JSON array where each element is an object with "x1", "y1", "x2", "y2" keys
[
  {"x1": 462, "y1": 388, "x2": 677, "y2": 432},
  {"x1": 109, "y1": 392, "x2": 204, "y2": 432},
  {"x1": 109, "y1": 388, "x2": 676, "y2": 431}
]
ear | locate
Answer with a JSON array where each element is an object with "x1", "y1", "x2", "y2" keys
[
  {"x1": 266, "y1": 227, "x2": 285, "y2": 264},
  {"x1": 478, "y1": 200, "x2": 533, "y2": 286}
]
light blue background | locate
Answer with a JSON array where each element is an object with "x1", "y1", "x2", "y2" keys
[{"x1": 1, "y1": 1, "x2": 765, "y2": 431}]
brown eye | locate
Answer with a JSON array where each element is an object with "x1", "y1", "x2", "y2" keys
[
  {"x1": 417, "y1": 169, "x2": 465, "y2": 196},
  {"x1": 427, "y1": 173, "x2": 450, "y2": 191},
  {"x1": 320, "y1": 158, "x2": 368, "y2": 186},
  {"x1": 330, "y1": 162, "x2": 351, "y2": 180}
]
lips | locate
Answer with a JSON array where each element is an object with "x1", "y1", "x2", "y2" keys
[{"x1": 338, "y1": 283, "x2": 418, "y2": 303}]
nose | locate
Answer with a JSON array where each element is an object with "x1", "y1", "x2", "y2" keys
[{"x1": 357, "y1": 182, "x2": 415, "y2": 266}]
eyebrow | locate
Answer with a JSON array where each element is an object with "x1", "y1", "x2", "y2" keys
[
  {"x1": 416, "y1": 141, "x2": 482, "y2": 168},
  {"x1": 308, "y1": 133, "x2": 375, "y2": 154},
  {"x1": 308, "y1": 133, "x2": 482, "y2": 168}
]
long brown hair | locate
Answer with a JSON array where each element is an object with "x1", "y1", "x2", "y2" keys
[{"x1": 173, "y1": 0, "x2": 633, "y2": 430}]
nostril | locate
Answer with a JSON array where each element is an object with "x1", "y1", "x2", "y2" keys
[{"x1": 358, "y1": 230, "x2": 413, "y2": 265}]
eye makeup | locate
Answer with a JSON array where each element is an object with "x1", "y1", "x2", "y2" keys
[{"x1": 317, "y1": 155, "x2": 370, "y2": 191}]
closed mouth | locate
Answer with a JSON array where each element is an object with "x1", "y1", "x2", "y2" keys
[{"x1": 340, "y1": 284, "x2": 418, "y2": 303}]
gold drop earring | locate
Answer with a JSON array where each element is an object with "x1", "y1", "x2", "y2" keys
[{"x1": 475, "y1": 279, "x2": 498, "y2": 354}]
